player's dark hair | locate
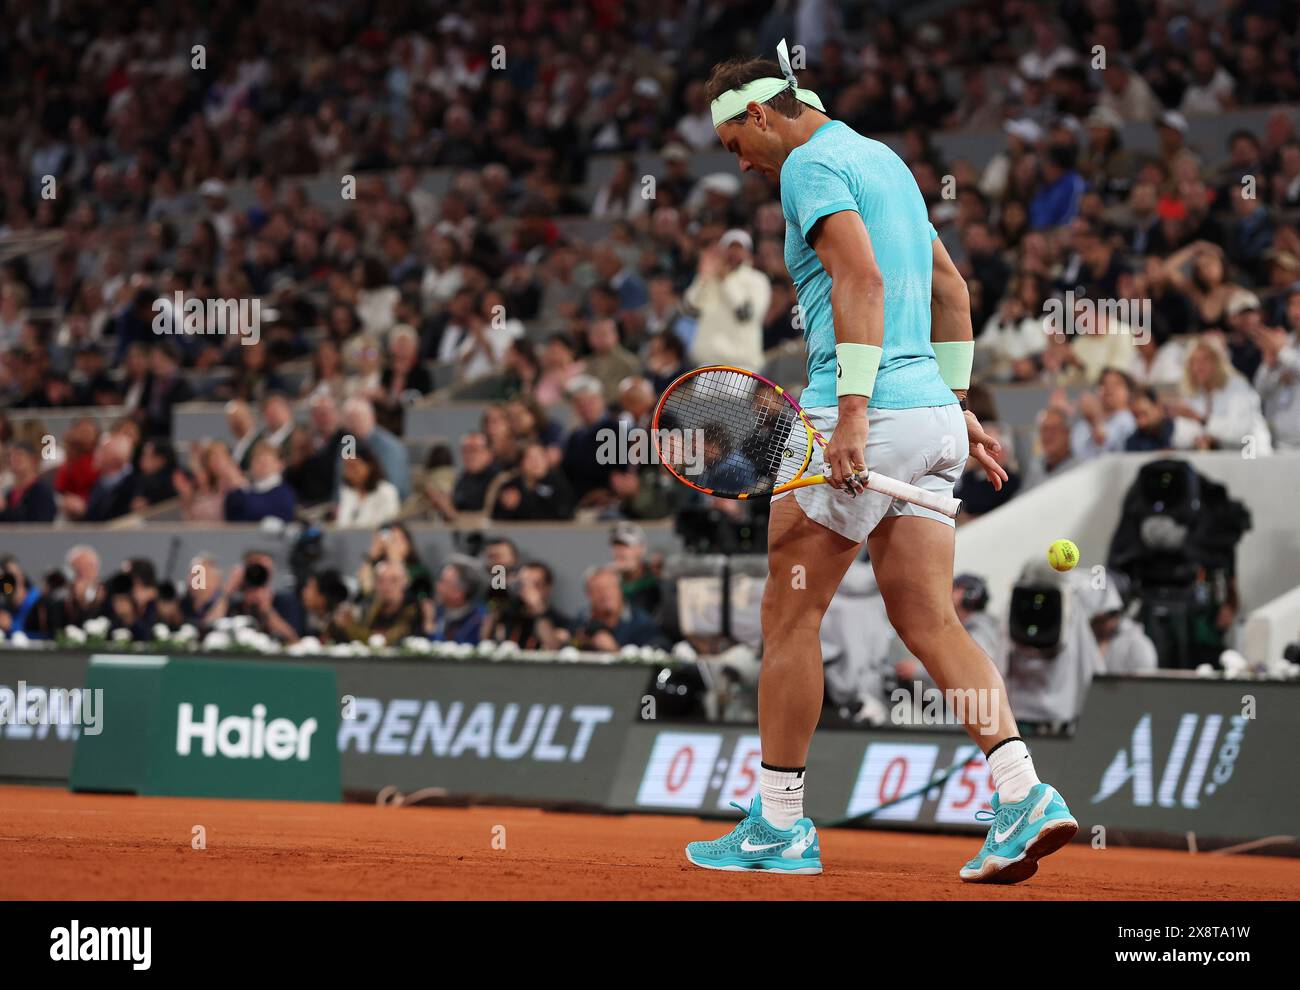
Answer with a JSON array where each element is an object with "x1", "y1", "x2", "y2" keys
[{"x1": 703, "y1": 58, "x2": 805, "y2": 122}]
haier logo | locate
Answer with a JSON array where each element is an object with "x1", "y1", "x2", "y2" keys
[
  {"x1": 1092, "y1": 712, "x2": 1248, "y2": 809},
  {"x1": 176, "y1": 703, "x2": 319, "y2": 761}
]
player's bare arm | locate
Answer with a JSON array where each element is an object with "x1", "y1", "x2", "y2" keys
[
  {"x1": 810, "y1": 210, "x2": 883, "y2": 495},
  {"x1": 930, "y1": 235, "x2": 1008, "y2": 490}
]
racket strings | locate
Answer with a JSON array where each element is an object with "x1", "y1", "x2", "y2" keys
[{"x1": 657, "y1": 369, "x2": 806, "y2": 496}]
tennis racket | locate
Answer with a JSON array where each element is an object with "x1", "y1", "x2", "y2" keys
[{"x1": 651, "y1": 365, "x2": 962, "y2": 518}]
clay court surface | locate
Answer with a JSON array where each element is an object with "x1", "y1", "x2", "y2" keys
[{"x1": 1, "y1": 784, "x2": 1296, "y2": 900}]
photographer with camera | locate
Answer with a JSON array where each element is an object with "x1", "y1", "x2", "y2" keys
[
  {"x1": 216, "y1": 552, "x2": 305, "y2": 644},
  {"x1": 481, "y1": 561, "x2": 572, "y2": 651}
]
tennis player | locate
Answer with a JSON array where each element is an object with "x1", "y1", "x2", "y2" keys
[{"x1": 684, "y1": 41, "x2": 1078, "y2": 883}]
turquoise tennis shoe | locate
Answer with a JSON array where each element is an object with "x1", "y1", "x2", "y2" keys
[
  {"x1": 960, "y1": 782, "x2": 1078, "y2": 884},
  {"x1": 685, "y1": 795, "x2": 822, "y2": 875}
]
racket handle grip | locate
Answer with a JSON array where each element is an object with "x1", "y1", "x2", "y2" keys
[{"x1": 865, "y1": 472, "x2": 962, "y2": 519}]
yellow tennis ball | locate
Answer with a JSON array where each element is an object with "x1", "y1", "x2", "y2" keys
[{"x1": 1047, "y1": 539, "x2": 1080, "y2": 572}]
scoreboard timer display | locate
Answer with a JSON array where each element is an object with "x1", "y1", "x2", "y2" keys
[{"x1": 628, "y1": 727, "x2": 999, "y2": 829}]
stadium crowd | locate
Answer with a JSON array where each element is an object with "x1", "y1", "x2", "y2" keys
[{"x1": 2, "y1": 0, "x2": 1299, "y2": 659}]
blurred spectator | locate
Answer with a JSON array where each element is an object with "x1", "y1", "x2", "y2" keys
[
  {"x1": 53, "y1": 418, "x2": 101, "y2": 504},
  {"x1": 65, "y1": 433, "x2": 137, "y2": 523},
  {"x1": 1168, "y1": 338, "x2": 1273, "y2": 452},
  {"x1": 0, "y1": 440, "x2": 55, "y2": 523},
  {"x1": 140, "y1": 342, "x2": 194, "y2": 438},
  {"x1": 63, "y1": 545, "x2": 105, "y2": 627},
  {"x1": 133, "y1": 438, "x2": 179, "y2": 509},
  {"x1": 223, "y1": 440, "x2": 296, "y2": 523},
  {"x1": 1125, "y1": 386, "x2": 1176, "y2": 452},
  {"x1": 683, "y1": 229, "x2": 770, "y2": 371},
  {"x1": 260, "y1": 393, "x2": 299, "y2": 461},
  {"x1": 561, "y1": 376, "x2": 618, "y2": 503},
  {"x1": 573, "y1": 566, "x2": 665, "y2": 650},
  {"x1": 226, "y1": 399, "x2": 263, "y2": 471},
  {"x1": 450, "y1": 431, "x2": 500, "y2": 513},
  {"x1": 609, "y1": 522, "x2": 661, "y2": 615},
  {"x1": 176, "y1": 441, "x2": 242, "y2": 522},
  {"x1": 1069, "y1": 368, "x2": 1138, "y2": 458},
  {"x1": 422, "y1": 560, "x2": 487, "y2": 645},
  {"x1": 582, "y1": 319, "x2": 641, "y2": 402},
  {"x1": 342, "y1": 396, "x2": 411, "y2": 499},
  {"x1": 346, "y1": 560, "x2": 419, "y2": 646},
  {"x1": 1022, "y1": 408, "x2": 1078, "y2": 490},
  {"x1": 489, "y1": 441, "x2": 575, "y2": 521},
  {"x1": 337, "y1": 443, "x2": 401, "y2": 527},
  {"x1": 288, "y1": 391, "x2": 348, "y2": 505}
]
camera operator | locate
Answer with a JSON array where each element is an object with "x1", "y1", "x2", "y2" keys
[
  {"x1": 1071, "y1": 569, "x2": 1158, "y2": 674},
  {"x1": 999, "y1": 559, "x2": 1103, "y2": 734}
]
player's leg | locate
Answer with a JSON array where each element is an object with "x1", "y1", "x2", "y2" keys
[
  {"x1": 758, "y1": 493, "x2": 862, "y2": 765},
  {"x1": 684, "y1": 493, "x2": 860, "y2": 875},
  {"x1": 868, "y1": 513, "x2": 1078, "y2": 884}
]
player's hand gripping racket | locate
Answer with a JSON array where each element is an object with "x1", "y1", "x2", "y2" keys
[{"x1": 652, "y1": 365, "x2": 961, "y2": 518}]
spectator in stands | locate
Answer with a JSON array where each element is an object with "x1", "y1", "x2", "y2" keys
[
  {"x1": 683, "y1": 229, "x2": 770, "y2": 372},
  {"x1": 225, "y1": 399, "x2": 263, "y2": 471},
  {"x1": 482, "y1": 561, "x2": 571, "y2": 651},
  {"x1": 1164, "y1": 241, "x2": 1240, "y2": 333},
  {"x1": 65, "y1": 432, "x2": 137, "y2": 523},
  {"x1": 609, "y1": 522, "x2": 661, "y2": 616},
  {"x1": 299, "y1": 568, "x2": 350, "y2": 642},
  {"x1": 1029, "y1": 145, "x2": 1086, "y2": 230},
  {"x1": 1250, "y1": 293, "x2": 1300, "y2": 449},
  {"x1": 140, "y1": 342, "x2": 194, "y2": 438},
  {"x1": 534, "y1": 332, "x2": 584, "y2": 408},
  {"x1": 643, "y1": 329, "x2": 688, "y2": 394},
  {"x1": 422, "y1": 559, "x2": 486, "y2": 645},
  {"x1": 63, "y1": 545, "x2": 105, "y2": 627},
  {"x1": 346, "y1": 560, "x2": 418, "y2": 647},
  {"x1": 260, "y1": 392, "x2": 298, "y2": 461},
  {"x1": 356, "y1": 523, "x2": 430, "y2": 602},
  {"x1": 1069, "y1": 368, "x2": 1138, "y2": 458},
  {"x1": 223, "y1": 440, "x2": 297, "y2": 523},
  {"x1": 180, "y1": 554, "x2": 224, "y2": 630},
  {"x1": 582, "y1": 319, "x2": 641, "y2": 403},
  {"x1": 375, "y1": 324, "x2": 434, "y2": 434},
  {"x1": 449, "y1": 431, "x2": 499, "y2": 514},
  {"x1": 304, "y1": 338, "x2": 348, "y2": 405},
  {"x1": 1125, "y1": 386, "x2": 1176, "y2": 452},
  {"x1": 573, "y1": 566, "x2": 665, "y2": 651},
  {"x1": 341, "y1": 396, "x2": 411, "y2": 499},
  {"x1": 560, "y1": 376, "x2": 618, "y2": 504},
  {"x1": 289, "y1": 391, "x2": 348, "y2": 506},
  {"x1": 955, "y1": 421, "x2": 1020, "y2": 519},
  {"x1": 336, "y1": 443, "x2": 401, "y2": 527},
  {"x1": 490, "y1": 441, "x2": 575, "y2": 521},
  {"x1": 132, "y1": 438, "x2": 179, "y2": 509},
  {"x1": 175, "y1": 441, "x2": 242, "y2": 522},
  {"x1": 0, "y1": 440, "x2": 56, "y2": 523},
  {"x1": 53, "y1": 418, "x2": 100, "y2": 505},
  {"x1": 1168, "y1": 338, "x2": 1273, "y2": 453},
  {"x1": 1022, "y1": 407, "x2": 1078, "y2": 490},
  {"x1": 976, "y1": 275, "x2": 1050, "y2": 382}
]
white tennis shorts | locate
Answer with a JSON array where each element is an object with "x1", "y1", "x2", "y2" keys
[{"x1": 773, "y1": 403, "x2": 967, "y2": 543}]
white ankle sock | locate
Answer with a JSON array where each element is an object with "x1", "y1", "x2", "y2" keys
[
  {"x1": 987, "y1": 738, "x2": 1040, "y2": 804},
  {"x1": 759, "y1": 764, "x2": 805, "y2": 830}
]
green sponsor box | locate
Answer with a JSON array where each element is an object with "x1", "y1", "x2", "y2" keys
[{"x1": 70, "y1": 655, "x2": 340, "y2": 802}]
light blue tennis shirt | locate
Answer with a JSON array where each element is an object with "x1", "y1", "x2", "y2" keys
[{"x1": 781, "y1": 120, "x2": 956, "y2": 410}]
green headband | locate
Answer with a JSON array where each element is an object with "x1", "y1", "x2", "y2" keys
[{"x1": 710, "y1": 38, "x2": 825, "y2": 128}]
